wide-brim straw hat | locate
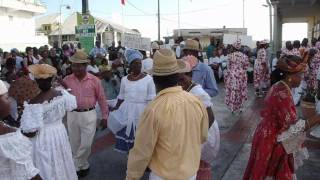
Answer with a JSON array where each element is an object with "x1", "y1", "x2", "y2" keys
[
  {"x1": 146, "y1": 49, "x2": 187, "y2": 76},
  {"x1": 183, "y1": 39, "x2": 200, "y2": 52},
  {"x1": 28, "y1": 64, "x2": 57, "y2": 79},
  {"x1": 69, "y1": 50, "x2": 90, "y2": 63}
]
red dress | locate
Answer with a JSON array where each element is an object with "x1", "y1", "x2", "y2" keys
[{"x1": 243, "y1": 82, "x2": 297, "y2": 180}]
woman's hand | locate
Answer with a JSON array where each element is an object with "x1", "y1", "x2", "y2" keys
[
  {"x1": 21, "y1": 130, "x2": 38, "y2": 138},
  {"x1": 305, "y1": 114, "x2": 320, "y2": 131}
]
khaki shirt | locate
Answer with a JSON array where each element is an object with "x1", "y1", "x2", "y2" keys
[{"x1": 126, "y1": 86, "x2": 208, "y2": 180}]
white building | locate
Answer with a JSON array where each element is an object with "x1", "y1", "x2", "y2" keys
[{"x1": 0, "y1": 0, "x2": 48, "y2": 51}]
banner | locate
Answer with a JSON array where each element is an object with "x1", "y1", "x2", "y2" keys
[
  {"x1": 223, "y1": 34, "x2": 253, "y2": 48},
  {"x1": 121, "y1": 33, "x2": 151, "y2": 51},
  {"x1": 76, "y1": 13, "x2": 95, "y2": 54}
]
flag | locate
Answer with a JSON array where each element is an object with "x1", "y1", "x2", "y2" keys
[{"x1": 121, "y1": 0, "x2": 125, "y2": 5}]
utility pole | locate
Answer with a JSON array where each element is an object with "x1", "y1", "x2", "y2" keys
[
  {"x1": 82, "y1": 0, "x2": 89, "y2": 14},
  {"x1": 158, "y1": 0, "x2": 160, "y2": 41},
  {"x1": 178, "y1": 0, "x2": 181, "y2": 37},
  {"x1": 242, "y1": 0, "x2": 245, "y2": 28}
]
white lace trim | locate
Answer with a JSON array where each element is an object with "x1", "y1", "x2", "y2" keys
[
  {"x1": 0, "y1": 131, "x2": 39, "y2": 179},
  {"x1": 277, "y1": 119, "x2": 305, "y2": 142},
  {"x1": 20, "y1": 90, "x2": 77, "y2": 133},
  {"x1": 20, "y1": 103, "x2": 43, "y2": 133},
  {"x1": 61, "y1": 90, "x2": 77, "y2": 111},
  {"x1": 294, "y1": 147, "x2": 309, "y2": 170}
]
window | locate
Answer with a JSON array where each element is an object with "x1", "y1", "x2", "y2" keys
[{"x1": 8, "y1": 16, "x2": 13, "y2": 21}]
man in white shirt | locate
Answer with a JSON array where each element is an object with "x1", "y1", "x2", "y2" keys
[{"x1": 208, "y1": 50, "x2": 223, "y2": 82}]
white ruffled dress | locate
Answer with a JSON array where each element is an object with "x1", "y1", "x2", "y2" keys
[
  {"x1": 189, "y1": 84, "x2": 220, "y2": 163},
  {"x1": 20, "y1": 90, "x2": 78, "y2": 180},
  {"x1": 0, "y1": 131, "x2": 40, "y2": 180}
]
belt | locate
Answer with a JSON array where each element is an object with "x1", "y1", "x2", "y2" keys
[{"x1": 73, "y1": 107, "x2": 95, "y2": 112}]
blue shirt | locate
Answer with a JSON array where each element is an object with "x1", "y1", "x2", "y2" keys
[
  {"x1": 90, "y1": 47, "x2": 107, "y2": 58},
  {"x1": 192, "y1": 62, "x2": 218, "y2": 97}
]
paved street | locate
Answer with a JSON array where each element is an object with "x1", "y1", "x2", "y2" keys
[{"x1": 82, "y1": 83, "x2": 320, "y2": 180}]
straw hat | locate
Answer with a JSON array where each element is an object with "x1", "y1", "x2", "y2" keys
[
  {"x1": 147, "y1": 49, "x2": 186, "y2": 76},
  {"x1": 28, "y1": 64, "x2": 57, "y2": 79},
  {"x1": 69, "y1": 50, "x2": 90, "y2": 63},
  {"x1": 183, "y1": 39, "x2": 200, "y2": 52}
]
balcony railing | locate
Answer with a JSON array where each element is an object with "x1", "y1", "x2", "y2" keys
[{"x1": 0, "y1": 0, "x2": 47, "y2": 14}]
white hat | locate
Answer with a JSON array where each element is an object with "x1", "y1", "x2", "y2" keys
[{"x1": 0, "y1": 80, "x2": 8, "y2": 95}]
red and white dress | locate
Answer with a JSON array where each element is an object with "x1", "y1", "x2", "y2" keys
[
  {"x1": 224, "y1": 51, "x2": 249, "y2": 112},
  {"x1": 254, "y1": 48, "x2": 270, "y2": 89},
  {"x1": 243, "y1": 81, "x2": 308, "y2": 180},
  {"x1": 307, "y1": 49, "x2": 320, "y2": 90}
]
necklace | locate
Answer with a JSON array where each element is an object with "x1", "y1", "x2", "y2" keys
[
  {"x1": 280, "y1": 80, "x2": 293, "y2": 97},
  {"x1": 186, "y1": 82, "x2": 196, "y2": 92}
]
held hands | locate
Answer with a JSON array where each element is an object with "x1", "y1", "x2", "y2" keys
[{"x1": 31, "y1": 174, "x2": 42, "y2": 180}]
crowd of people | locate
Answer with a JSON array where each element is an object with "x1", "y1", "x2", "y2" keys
[{"x1": 0, "y1": 35, "x2": 320, "y2": 180}]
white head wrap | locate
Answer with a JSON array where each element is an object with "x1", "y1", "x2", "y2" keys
[{"x1": 0, "y1": 80, "x2": 8, "y2": 95}]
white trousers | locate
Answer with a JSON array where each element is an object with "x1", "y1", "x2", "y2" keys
[
  {"x1": 67, "y1": 110, "x2": 97, "y2": 171},
  {"x1": 149, "y1": 172, "x2": 196, "y2": 180}
]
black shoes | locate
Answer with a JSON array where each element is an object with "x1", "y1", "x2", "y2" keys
[{"x1": 77, "y1": 167, "x2": 90, "y2": 178}]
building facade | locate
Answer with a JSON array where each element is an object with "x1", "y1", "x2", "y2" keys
[{"x1": 0, "y1": 0, "x2": 48, "y2": 51}]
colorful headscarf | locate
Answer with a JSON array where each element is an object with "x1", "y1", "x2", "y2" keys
[
  {"x1": 276, "y1": 55, "x2": 307, "y2": 73},
  {"x1": 124, "y1": 49, "x2": 143, "y2": 64},
  {"x1": 232, "y1": 40, "x2": 241, "y2": 50},
  {"x1": 260, "y1": 39, "x2": 269, "y2": 45},
  {"x1": 182, "y1": 55, "x2": 198, "y2": 72}
]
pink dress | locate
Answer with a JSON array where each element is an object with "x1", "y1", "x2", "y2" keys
[
  {"x1": 254, "y1": 48, "x2": 270, "y2": 89},
  {"x1": 224, "y1": 51, "x2": 249, "y2": 112}
]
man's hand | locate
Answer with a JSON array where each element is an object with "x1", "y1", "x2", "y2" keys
[{"x1": 101, "y1": 119, "x2": 108, "y2": 130}]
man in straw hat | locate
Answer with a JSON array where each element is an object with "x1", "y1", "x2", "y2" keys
[
  {"x1": 126, "y1": 49, "x2": 208, "y2": 180},
  {"x1": 183, "y1": 39, "x2": 218, "y2": 97},
  {"x1": 61, "y1": 50, "x2": 108, "y2": 177}
]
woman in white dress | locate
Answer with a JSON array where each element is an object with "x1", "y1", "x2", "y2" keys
[
  {"x1": 20, "y1": 64, "x2": 78, "y2": 180},
  {"x1": 178, "y1": 56, "x2": 220, "y2": 179},
  {"x1": 108, "y1": 49, "x2": 156, "y2": 153},
  {"x1": 0, "y1": 80, "x2": 42, "y2": 180}
]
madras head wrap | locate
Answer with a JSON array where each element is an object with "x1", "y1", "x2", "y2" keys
[
  {"x1": 276, "y1": 54, "x2": 307, "y2": 73},
  {"x1": 124, "y1": 48, "x2": 143, "y2": 64},
  {"x1": 0, "y1": 80, "x2": 8, "y2": 96},
  {"x1": 232, "y1": 40, "x2": 242, "y2": 50}
]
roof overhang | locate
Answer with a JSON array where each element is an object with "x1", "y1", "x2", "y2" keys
[{"x1": 271, "y1": 0, "x2": 320, "y2": 18}]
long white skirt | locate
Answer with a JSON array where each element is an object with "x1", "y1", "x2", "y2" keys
[
  {"x1": 201, "y1": 120, "x2": 220, "y2": 163},
  {"x1": 31, "y1": 122, "x2": 77, "y2": 180}
]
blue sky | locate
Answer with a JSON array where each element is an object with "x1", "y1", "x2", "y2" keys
[{"x1": 41, "y1": 0, "x2": 307, "y2": 41}]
